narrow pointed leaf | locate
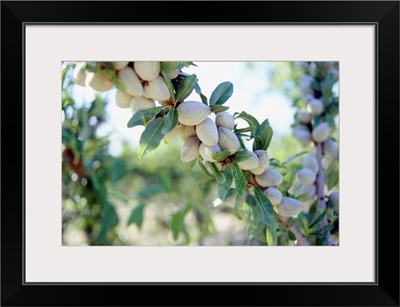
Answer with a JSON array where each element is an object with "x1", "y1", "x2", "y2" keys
[
  {"x1": 278, "y1": 169, "x2": 296, "y2": 195},
  {"x1": 233, "y1": 193, "x2": 243, "y2": 220},
  {"x1": 194, "y1": 82, "x2": 208, "y2": 105},
  {"x1": 161, "y1": 70, "x2": 176, "y2": 104},
  {"x1": 175, "y1": 74, "x2": 197, "y2": 102},
  {"x1": 254, "y1": 187, "x2": 276, "y2": 226},
  {"x1": 234, "y1": 111, "x2": 260, "y2": 129},
  {"x1": 206, "y1": 162, "x2": 226, "y2": 184},
  {"x1": 217, "y1": 167, "x2": 233, "y2": 199},
  {"x1": 282, "y1": 151, "x2": 308, "y2": 165},
  {"x1": 232, "y1": 149, "x2": 253, "y2": 163},
  {"x1": 209, "y1": 81, "x2": 234, "y2": 105},
  {"x1": 266, "y1": 225, "x2": 278, "y2": 246},
  {"x1": 308, "y1": 209, "x2": 326, "y2": 229},
  {"x1": 231, "y1": 163, "x2": 246, "y2": 197},
  {"x1": 161, "y1": 108, "x2": 178, "y2": 133},
  {"x1": 210, "y1": 104, "x2": 229, "y2": 114},
  {"x1": 138, "y1": 117, "x2": 166, "y2": 158},
  {"x1": 127, "y1": 106, "x2": 165, "y2": 128},
  {"x1": 197, "y1": 159, "x2": 214, "y2": 178},
  {"x1": 260, "y1": 125, "x2": 273, "y2": 150},
  {"x1": 212, "y1": 150, "x2": 231, "y2": 162}
]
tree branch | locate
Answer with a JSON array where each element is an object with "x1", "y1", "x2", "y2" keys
[{"x1": 315, "y1": 142, "x2": 335, "y2": 246}]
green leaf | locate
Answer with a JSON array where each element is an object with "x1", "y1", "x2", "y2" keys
[
  {"x1": 98, "y1": 203, "x2": 118, "y2": 244},
  {"x1": 210, "y1": 104, "x2": 230, "y2": 114},
  {"x1": 296, "y1": 192, "x2": 311, "y2": 201},
  {"x1": 254, "y1": 187, "x2": 276, "y2": 227},
  {"x1": 161, "y1": 61, "x2": 183, "y2": 70},
  {"x1": 223, "y1": 188, "x2": 236, "y2": 202},
  {"x1": 197, "y1": 159, "x2": 213, "y2": 178},
  {"x1": 198, "y1": 175, "x2": 214, "y2": 189},
  {"x1": 325, "y1": 113, "x2": 336, "y2": 129},
  {"x1": 206, "y1": 162, "x2": 226, "y2": 184},
  {"x1": 326, "y1": 97, "x2": 339, "y2": 116},
  {"x1": 171, "y1": 211, "x2": 185, "y2": 241},
  {"x1": 255, "y1": 119, "x2": 271, "y2": 146},
  {"x1": 321, "y1": 73, "x2": 335, "y2": 105},
  {"x1": 243, "y1": 198, "x2": 258, "y2": 225},
  {"x1": 308, "y1": 209, "x2": 326, "y2": 229},
  {"x1": 161, "y1": 70, "x2": 176, "y2": 104},
  {"x1": 138, "y1": 117, "x2": 166, "y2": 158},
  {"x1": 231, "y1": 163, "x2": 247, "y2": 197},
  {"x1": 209, "y1": 81, "x2": 234, "y2": 105},
  {"x1": 127, "y1": 106, "x2": 165, "y2": 128},
  {"x1": 278, "y1": 169, "x2": 296, "y2": 195},
  {"x1": 194, "y1": 82, "x2": 208, "y2": 105},
  {"x1": 325, "y1": 159, "x2": 339, "y2": 190},
  {"x1": 288, "y1": 230, "x2": 297, "y2": 241},
  {"x1": 282, "y1": 151, "x2": 308, "y2": 165},
  {"x1": 212, "y1": 150, "x2": 231, "y2": 162},
  {"x1": 217, "y1": 167, "x2": 233, "y2": 200},
  {"x1": 127, "y1": 203, "x2": 146, "y2": 228},
  {"x1": 175, "y1": 74, "x2": 197, "y2": 102},
  {"x1": 245, "y1": 194, "x2": 257, "y2": 209},
  {"x1": 321, "y1": 223, "x2": 335, "y2": 244},
  {"x1": 234, "y1": 111, "x2": 259, "y2": 129},
  {"x1": 162, "y1": 108, "x2": 178, "y2": 133},
  {"x1": 157, "y1": 172, "x2": 172, "y2": 193},
  {"x1": 199, "y1": 93, "x2": 208, "y2": 105},
  {"x1": 260, "y1": 125, "x2": 273, "y2": 150},
  {"x1": 233, "y1": 193, "x2": 243, "y2": 220},
  {"x1": 234, "y1": 127, "x2": 255, "y2": 134},
  {"x1": 266, "y1": 225, "x2": 278, "y2": 246},
  {"x1": 248, "y1": 221, "x2": 265, "y2": 239},
  {"x1": 232, "y1": 149, "x2": 252, "y2": 163},
  {"x1": 110, "y1": 158, "x2": 127, "y2": 183}
]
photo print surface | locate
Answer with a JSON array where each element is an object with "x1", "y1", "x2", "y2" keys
[{"x1": 62, "y1": 61, "x2": 339, "y2": 246}]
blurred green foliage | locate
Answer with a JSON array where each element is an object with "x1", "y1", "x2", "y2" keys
[{"x1": 62, "y1": 65, "x2": 234, "y2": 245}]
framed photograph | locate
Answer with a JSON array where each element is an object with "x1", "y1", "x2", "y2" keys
[{"x1": 1, "y1": 1, "x2": 399, "y2": 306}]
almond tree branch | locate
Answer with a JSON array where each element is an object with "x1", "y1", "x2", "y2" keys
[{"x1": 315, "y1": 142, "x2": 335, "y2": 246}]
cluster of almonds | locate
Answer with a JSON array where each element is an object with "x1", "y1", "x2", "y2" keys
[
  {"x1": 292, "y1": 152, "x2": 339, "y2": 210},
  {"x1": 291, "y1": 62, "x2": 339, "y2": 210},
  {"x1": 72, "y1": 61, "x2": 179, "y2": 113},
  {"x1": 292, "y1": 153, "x2": 318, "y2": 201},
  {"x1": 292, "y1": 62, "x2": 338, "y2": 146},
  {"x1": 170, "y1": 102, "x2": 303, "y2": 217}
]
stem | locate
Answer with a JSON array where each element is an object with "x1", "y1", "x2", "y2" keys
[{"x1": 315, "y1": 142, "x2": 335, "y2": 246}]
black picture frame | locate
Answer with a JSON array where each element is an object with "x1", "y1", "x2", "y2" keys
[{"x1": 1, "y1": 1, "x2": 399, "y2": 306}]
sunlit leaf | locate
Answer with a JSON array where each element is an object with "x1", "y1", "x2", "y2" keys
[
  {"x1": 175, "y1": 74, "x2": 197, "y2": 102},
  {"x1": 231, "y1": 163, "x2": 246, "y2": 197},
  {"x1": 127, "y1": 107, "x2": 165, "y2": 128},
  {"x1": 138, "y1": 117, "x2": 166, "y2": 158},
  {"x1": 127, "y1": 203, "x2": 146, "y2": 229},
  {"x1": 209, "y1": 81, "x2": 234, "y2": 105}
]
